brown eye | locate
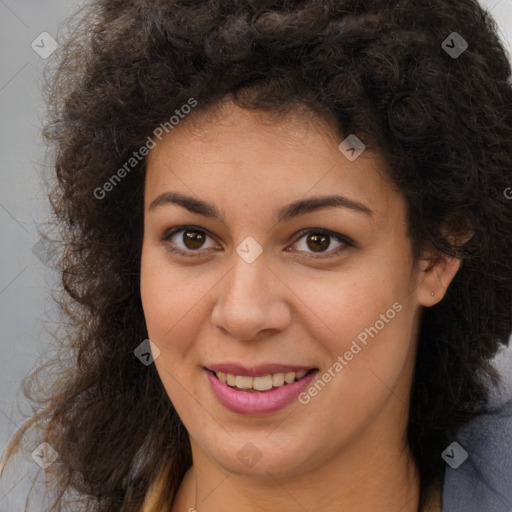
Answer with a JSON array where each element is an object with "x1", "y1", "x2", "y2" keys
[
  {"x1": 181, "y1": 229, "x2": 207, "y2": 250},
  {"x1": 305, "y1": 233, "x2": 330, "y2": 252},
  {"x1": 162, "y1": 226, "x2": 219, "y2": 257},
  {"x1": 289, "y1": 228, "x2": 354, "y2": 259},
  {"x1": 162, "y1": 226, "x2": 354, "y2": 260}
]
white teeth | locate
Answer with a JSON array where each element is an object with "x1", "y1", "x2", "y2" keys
[
  {"x1": 253, "y1": 375, "x2": 273, "y2": 391},
  {"x1": 215, "y1": 370, "x2": 311, "y2": 391},
  {"x1": 284, "y1": 372, "x2": 295, "y2": 384},
  {"x1": 235, "y1": 376, "x2": 253, "y2": 389},
  {"x1": 272, "y1": 373, "x2": 285, "y2": 387}
]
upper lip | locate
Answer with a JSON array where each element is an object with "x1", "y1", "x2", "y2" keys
[{"x1": 206, "y1": 363, "x2": 317, "y2": 377}]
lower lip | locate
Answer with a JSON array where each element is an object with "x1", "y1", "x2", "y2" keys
[{"x1": 205, "y1": 369, "x2": 318, "y2": 415}]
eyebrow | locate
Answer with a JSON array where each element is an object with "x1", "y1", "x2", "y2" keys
[{"x1": 148, "y1": 191, "x2": 373, "y2": 222}]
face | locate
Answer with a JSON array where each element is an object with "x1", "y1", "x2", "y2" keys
[{"x1": 140, "y1": 101, "x2": 456, "y2": 480}]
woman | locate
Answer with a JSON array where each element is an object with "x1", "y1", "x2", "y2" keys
[{"x1": 1, "y1": 0, "x2": 512, "y2": 511}]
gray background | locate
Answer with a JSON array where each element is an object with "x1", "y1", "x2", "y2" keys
[{"x1": 1, "y1": 0, "x2": 511, "y2": 510}]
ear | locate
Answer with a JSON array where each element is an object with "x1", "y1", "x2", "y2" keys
[{"x1": 415, "y1": 251, "x2": 463, "y2": 307}]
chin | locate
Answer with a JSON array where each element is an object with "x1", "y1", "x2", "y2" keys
[{"x1": 194, "y1": 432, "x2": 322, "y2": 479}]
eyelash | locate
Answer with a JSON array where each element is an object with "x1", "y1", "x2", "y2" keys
[{"x1": 161, "y1": 225, "x2": 355, "y2": 260}]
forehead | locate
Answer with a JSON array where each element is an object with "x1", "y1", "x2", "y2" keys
[{"x1": 144, "y1": 101, "x2": 401, "y2": 226}]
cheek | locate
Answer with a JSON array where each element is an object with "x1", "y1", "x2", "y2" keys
[
  {"x1": 140, "y1": 250, "x2": 201, "y2": 408},
  {"x1": 290, "y1": 250, "x2": 416, "y2": 407},
  {"x1": 288, "y1": 259, "x2": 409, "y2": 354},
  {"x1": 140, "y1": 246, "x2": 221, "y2": 370},
  {"x1": 140, "y1": 247, "x2": 192, "y2": 356}
]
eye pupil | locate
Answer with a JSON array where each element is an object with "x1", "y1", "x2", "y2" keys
[
  {"x1": 307, "y1": 233, "x2": 329, "y2": 252},
  {"x1": 184, "y1": 230, "x2": 205, "y2": 249}
]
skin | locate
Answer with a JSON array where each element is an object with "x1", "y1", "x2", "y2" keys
[{"x1": 140, "y1": 100, "x2": 461, "y2": 512}]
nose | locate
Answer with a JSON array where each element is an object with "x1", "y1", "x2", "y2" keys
[{"x1": 211, "y1": 251, "x2": 291, "y2": 342}]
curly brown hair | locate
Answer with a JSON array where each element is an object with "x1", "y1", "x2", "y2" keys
[{"x1": 2, "y1": 0, "x2": 512, "y2": 510}]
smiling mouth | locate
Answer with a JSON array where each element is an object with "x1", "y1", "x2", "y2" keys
[{"x1": 207, "y1": 368, "x2": 317, "y2": 393}]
